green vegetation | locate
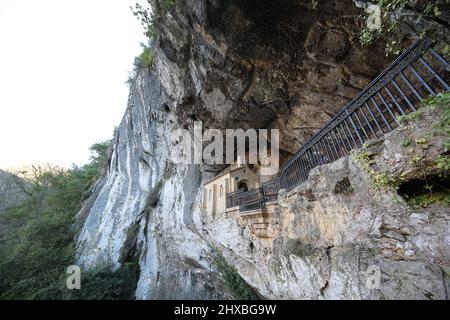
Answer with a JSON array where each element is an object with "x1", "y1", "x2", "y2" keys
[
  {"x1": 354, "y1": 146, "x2": 449, "y2": 206},
  {"x1": 143, "y1": 164, "x2": 176, "y2": 213},
  {"x1": 145, "y1": 179, "x2": 163, "y2": 212},
  {"x1": 127, "y1": 43, "x2": 155, "y2": 86},
  {"x1": 119, "y1": 223, "x2": 141, "y2": 264},
  {"x1": 213, "y1": 251, "x2": 259, "y2": 300},
  {"x1": 63, "y1": 263, "x2": 139, "y2": 300},
  {"x1": 403, "y1": 189, "x2": 450, "y2": 208},
  {"x1": 131, "y1": 0, "x2": 176, "y2": 39},
  {"x1": 354, "y1": 149, "x2": 405, "y2": 188},
  {"x1": 415, "y1": 138, "x2": 428, "y2": 146},
  {"x1": 435, "y1": 155, "x2": 450, "y2": 174},
  {"x1": 291, "y1": 242, "x2": 318, "y2": 258},
  {"x1": 396, "y1": 92, "x2": 450, "y2": 130},
  {"x1": 136, "y1": 44, "x2": 155, "y2": 69},
  {"x1": 271, "y1": 259, "x2": 283, "y2": 277},
  {"x1": 353, "y1": 92, "x2": 450, "y2": 193},
  {"x1": 396, "y1": 92, "x2": 450, "y2": 206},
  {"x1": 397, "y1": 110, "x2": 421, "y2": 124},
  {"x1": 359, "y1": 0, "x2": 449, "y2": 56},
  {"x1": 399, "y1": 177, "x2": 450, "y2": 208},
  {"x1": 425, "y1": 91, "x2": 450, "y2": 150},
  {"x1": 401, "y1": 139, "x2": 411, "y2": 147},
  {"x1": 418, "y1": 92, "x2": 450, "y2": 174},
  {"x1": 371, "y1": 172, "x2": 393, "y2": 187},
  {"x1": 354, "y1": 150, "x2": 375, "y2": 170},
  {"x1": 354, "y1": 147, "x2": 449, "y2": 207},
  {"x1": 309, "y1": 0, "x2": 318, "y2": 10},
  {"x1": 409, "y1": 155, "x2": 425, "y2": 166},
  {"x1": 128, "y1": 0, "x2": 179, "y2": 86},
  {"x1": 396, "y1": 92, "x2": 450, "y2": 173},
  {"x1": 359, "y1": 28, "x2": 381, "y2": 47},
  {"x1": 0, "y1": 139, "x2": 139, "y2": 300}
]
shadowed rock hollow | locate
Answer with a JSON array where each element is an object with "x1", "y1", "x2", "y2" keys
[
  {"x1": 154, "y1": 0, "x2": 391, "y2": 154},
  {"x1": 75, "y1": 0, "x2": 449, "y2": 299}
]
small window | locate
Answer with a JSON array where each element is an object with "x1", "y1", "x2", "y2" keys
[
  {"x1": 209, "y1": 189, "x2": 212, "y2": 200},
  {"x1": 220, "y1": 185, "x2": 224, "y2": 197}
]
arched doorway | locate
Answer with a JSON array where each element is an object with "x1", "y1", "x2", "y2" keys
[{"x1": 238, "y1": 180, "x2": 249, "y2": 192}]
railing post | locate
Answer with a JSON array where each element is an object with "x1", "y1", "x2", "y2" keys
[
  {"x1": 353, "y1": 111, "x2": 370, "y2": 141},
  {"x1": 419, "y1": 56, "x2": 450, "y2": 91},
  {"x1": 383, "y1": 87, "x2": 407, "y2": 115},
  {"x1": 259, "y1": 187, "x2": 264, "y2": 209},
  {"x1": 370, "y1": 96, "x2": 392, "y2": 130},
  {"x1": 377, "y1": 92, "x2": 399, "y2": 126},
  {"x1": 408, "y1": 66, "x2": 436, "y2": 96},
  {"x1": 391, "y1": 79, "x2": 416, "y2": 112}
]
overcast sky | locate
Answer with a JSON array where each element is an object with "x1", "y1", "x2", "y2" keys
[{"x1": 0, "y1": 0, "x2": 147, "y2": 170}]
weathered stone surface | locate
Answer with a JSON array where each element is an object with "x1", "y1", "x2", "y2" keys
[
  {"x1": 0, "y1": 170, "x2": 26, "y2": 213},
  {"x1": 76, "y1": 0, "x2": 449, "y2": 300},
  {"x1": 76, "y1": 69, "x2": 232, "y2": 299},
  {"x1": 204, "y1": 107, "x2": 449, "y2": 300}
]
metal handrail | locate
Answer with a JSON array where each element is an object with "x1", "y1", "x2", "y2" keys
[
  {"x1": 280, "y1": 38, "x2": 448, "y2": 190},
  {"x1": 226, "y1": 189, "x2": 242, "y2": 208},
  {"x1": 225, "y1": 38, "x2": 449, "y2": 210},
  {"x1": 261, "y1": 178, "x2": 280, "y2": 203},
  {"x1": 281, "y1": 39, "x2": 431, "y2": 170},
  {"x1": 238, "y1": 188, "x2": 265, "y2": 212}
]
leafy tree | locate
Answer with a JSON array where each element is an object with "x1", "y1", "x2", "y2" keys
[
  {"x1": 359, "y1": 0, "x2": 449, "y2": 55},
  {"x1": 0, "y1": 139, "x2": 138, "y2": 300},
  {"x1": 131, "y1": 0, "x2": 176, "y2": 39}
]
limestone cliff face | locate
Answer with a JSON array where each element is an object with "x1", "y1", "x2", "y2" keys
[
  {"x1": 76, "y1": 70, "x2": 231, "y2": 299},
  {"x1": 0, "y1": 170, "x2": 26, "y2": 213},
  {"x1": 76, "y1": 0, "x2": 449, "y2": 299},
  {"x1": 205, "y1": 107, "x2": 449, "y2": 299}
]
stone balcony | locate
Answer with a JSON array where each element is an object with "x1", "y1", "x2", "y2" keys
[{"x1": 226, "y1": 200, "x2": 280, "y2": 239}]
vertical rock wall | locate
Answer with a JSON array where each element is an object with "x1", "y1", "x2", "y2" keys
[{"x1": 76, "y1": 0, "x2": 449, "y2": 299}]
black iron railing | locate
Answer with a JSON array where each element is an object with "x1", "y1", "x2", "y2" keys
[
  {"x1": 238, "y1": 188, "x2": 265, "y2": 212},
  {"x1": 225, "y1": 38, "x2": 449, "y2": 211},
  {"x1": 261, "y1": 178, "x2": 280, "y2": 203},
  {"x1": 226, "y1": 190, "x2": 241, "y2": 208},
  {"x1": 280, "y1": 38, "x2": 449, "y2": 191},
  {"x1": 227, "y1": 178, "x2": 280, "y2": 213}
]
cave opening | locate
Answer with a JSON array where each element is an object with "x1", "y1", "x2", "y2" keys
[
  {"x1": 333, "y1": 177, "x2": 354, "y2": 195},
  {"x1": 397, "y1": 175, "x2": 450, "y2": 208},
  {"x1": 232, "y1": 0, "x2": 301, "y2": 30}
]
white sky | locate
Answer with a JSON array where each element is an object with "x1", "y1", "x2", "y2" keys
[{"x1": 0, "y1": 0, "x2": 147, "y2": 170}]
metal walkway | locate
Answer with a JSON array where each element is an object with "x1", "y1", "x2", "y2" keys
[{"x1": 227, "y1": 38, "x2": 449, "y2": 213}]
